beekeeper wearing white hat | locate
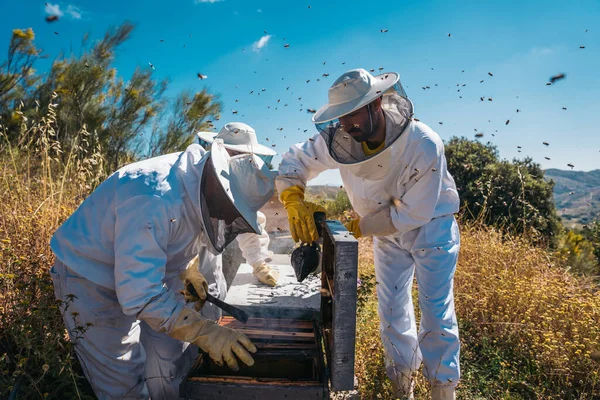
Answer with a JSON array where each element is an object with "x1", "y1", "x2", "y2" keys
[
  {"x1": 277, "y1": 69, "x2": 460, "y2": 400},
  {"x1": 197, "y1": 122, "x2": 279, "y2": 289},
  {"x1": 50, "y1": 140, "x2": 276, "y2": 399}
]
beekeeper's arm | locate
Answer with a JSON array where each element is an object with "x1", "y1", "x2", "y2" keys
[
  {"x1": 236, "y1": 211, "x2": 279, "y2": 286},
  {"x1": 348, "y1": 138, "x2": 447, "y2": 238},
  {"x1": 114, "y1": 195, "x2": 256, "y2": 371},
  {"x1": 277, "y1": 133, "x2": 337, "y2": 243}
]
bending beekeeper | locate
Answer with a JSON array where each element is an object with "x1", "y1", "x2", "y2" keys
[
  {"x1": 277, "y1": 69, "x2": 461, "y2": 400},
  {"x1": 197, "y1": 122, "x2": 279, "y2": 288},
  {"x1": 49, "y1": 140, "x2": 276, "y2": 399}
]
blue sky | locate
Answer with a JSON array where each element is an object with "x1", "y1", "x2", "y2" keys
[{"x1": 2, "y1": 0, "x2": 599, "y2": 186}]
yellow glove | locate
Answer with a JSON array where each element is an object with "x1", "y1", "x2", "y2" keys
[
  {"x1": 280, "y1": 186, "x2": 322, "y2": 243},
  {"x1": 280, "y1": 186, "x2": 325, "y2": 243},
  {"x1": 170, "y1": 308, "x2": 256, "y2": 371},
  {"x1": 344, "y1": 218, "x2": 362, "y2": 239},
  {"x1": 180, "y1": 255, "x2": 208, "y2": 311},
  {"x1": 252, "y1": 261, "x2": 279, "y2": 287}
]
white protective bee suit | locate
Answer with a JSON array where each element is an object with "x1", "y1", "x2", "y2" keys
[
  {"x1": 50, "y1": 142, "x2": 275, "y2": 399},
  {"x1": 276, "y1": 69, "x2": 461, "y2": 396},
  {"x1": 198, "y1": 212, "x2": 273, "y2": 320},
  {"x1": 197, "y1": 122, "x2": 279, "y2": 297}
]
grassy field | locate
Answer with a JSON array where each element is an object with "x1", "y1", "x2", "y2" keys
[
  {"x1": 1, "y1": 119, "x2": 599, "y2": 399},
  {"x1": 354, "y1": 230, "x2": 600, "y2": 399}
]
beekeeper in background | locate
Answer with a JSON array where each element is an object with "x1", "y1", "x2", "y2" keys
[
  {"x1": 50, "y1": 140, "x2": 276, "y2": 399},
  {"x1": 276, "y1": 68, "x2": 461, "y2": 400},
  {"x1": 197, "y1": 123, "x2": 279, "y2": 290}
]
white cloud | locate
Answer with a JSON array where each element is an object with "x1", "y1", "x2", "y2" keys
[
  {"x1": 44, "y1": 3, "x2": 63, "y2": 17},
  {"x1": 252, "y1": 34, "x2": 271, "y2": 52},
  {"x1": 44, "y1": 3, "x2": 83, "y2": 19},
  {"x1": 195, "y1": 0, "x2": 224, "y2": 3},
  {"x1": 528, "y1": 47, "x2": 558, "y2": 57},
  {"x1": 66, "y1": 5, "x2": 82, "y2": 19}
]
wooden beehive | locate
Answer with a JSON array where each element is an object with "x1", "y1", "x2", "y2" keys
[{"x1": 180, "y1": 221, "x2": 358, "y2": 399}]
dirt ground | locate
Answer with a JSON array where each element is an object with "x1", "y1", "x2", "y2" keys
[{"x1": 260, "y1": 193, "x2": 289, "y2": 234}]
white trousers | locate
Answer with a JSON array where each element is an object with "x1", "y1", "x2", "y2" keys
[
  {"x1": 374, "y1": 214, "x2": 460, "y2": 389},
  {"x1": 50, "y1": 259, "x2": 214, "y2": 400}
]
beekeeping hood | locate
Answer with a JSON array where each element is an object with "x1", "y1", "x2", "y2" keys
[
  {"x1": 312, "y1": 68, "x2": 414, "y2": 180},
  {"x1": 197, "y1": 122, "x2": 277, "y2": 166},
  {"x1": 200, "y1": 139, "x2": 276, "y2": 253}
]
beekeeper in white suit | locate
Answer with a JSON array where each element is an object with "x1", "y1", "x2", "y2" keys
[
  {"x1": 50, "y1": 140, "x2": 276, "y2": 399},
  {"x1": 277, "y1": 69, "x2": 460, "y2": 400},
  {"x1": 197, "y1": 122, "x2": 279, "y2": 289}
]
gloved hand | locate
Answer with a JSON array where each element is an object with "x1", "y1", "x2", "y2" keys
[
  {"x1": 280, "y1": 186, "x2": 325, "y2": 243},
  {"x1": 170, "y1": 308, "x2": 256, "y2": 371},
  {"x1": 252, "y1": 261, "x2": 279, "y2": 287},
  {"x1": 180, "y1": 255, "x2": 208, "y2": 311},
  {"x1": 344, "y1": 219, "x2": 362, "y2": 238},
  {"x1": 359, "y1": 206, "x2": 397, "y2": 237}
]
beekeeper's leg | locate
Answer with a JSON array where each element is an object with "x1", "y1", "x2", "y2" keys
[
  {"x1": 49, "y1": 260, "x2": 149, "y2": 399},
  {"x1": 412, "y1": 215, "x2": 460, "y2": 395},
  {"x1": 197, "y1": 246, "x2": 227, "y2": 321},
  {"x1": 374, "y1": 236, "x2": 421, "y2": 397},
  {"x1": 141, "y1": 273, "x2": 199, "y2": 399},
  {"x1": 139, "y1": 321, "x2": 197, "y2": 399}
]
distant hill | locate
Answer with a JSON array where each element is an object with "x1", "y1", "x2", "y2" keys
[
  {"x1": 544, "y1": 169, "x2": 600, "y2": 227},
  {"x1": 306, "y1": 185, "x2": 343, "y2": 199}
]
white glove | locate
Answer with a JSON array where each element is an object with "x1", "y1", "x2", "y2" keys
[
  {"x1": 169, "y1": 308, "x2": 256, "y2": 371},
  {"x1": 252, "y1": 261, "x2": 279, "y2": 287}
]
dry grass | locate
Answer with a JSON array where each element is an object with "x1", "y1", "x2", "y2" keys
[
  {"x1": 0, "y1": 98, "x2": 103, "y2": 399},
  {"x1": 354, "y1": 226, "x2": 600, "y2": 399}
]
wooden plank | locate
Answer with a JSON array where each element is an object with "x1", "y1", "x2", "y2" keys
[
  {"x1": 181, "y1": 380, "x2": 327, "y2": 400},
  {"x1": 244, "y1": 349, "x2": 320, "y2": 359},
  {"x1": 324, "y1": 220, "x2": 358, "y2": 391},
  {"x1": 232, "y1": 328, "x2": 314, "y2": 340},
  {"x1": 188, "y1": 375, "x2": 320, "y2": 385},
  {"x1": 219, "y1": 317, "x2": 314, "y2": 330},
  {"x1": 255, "y1": 342, "x2": 319, "y2": 350}
]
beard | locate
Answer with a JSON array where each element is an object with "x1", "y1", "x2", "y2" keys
[
  {"x1": 347, "y1": 118, "x2": 381, "y2": 143},
  {"x1": 348, "y1": 128, "x2": 369, "y2": 143}
]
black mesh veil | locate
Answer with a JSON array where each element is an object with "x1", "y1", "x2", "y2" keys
[
  {"x1": 316, "y1": 81, "x2": 413, "y2": 165},
  {"x1": 200, "y1": 157, "x2": 256, "y2": 253}
]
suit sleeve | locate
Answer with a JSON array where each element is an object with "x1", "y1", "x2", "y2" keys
[{"x1": 114, "y1": 195, "x2": 184, "y2": 334}]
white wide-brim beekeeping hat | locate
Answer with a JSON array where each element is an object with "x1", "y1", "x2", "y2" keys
[
  {"x1": 312, "y1": 68, "x2": 399, "y2": 124},
  {"x1": 197, "y1": 122, "x2": 276, "y2": 156},
  {"x1": 209, "y1": 139, "x2": 276, "y2": 234}
]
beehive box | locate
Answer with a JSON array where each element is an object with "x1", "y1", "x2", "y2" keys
[{"x1": 180, "y1": 221, "x2": 358, "y2": 399}]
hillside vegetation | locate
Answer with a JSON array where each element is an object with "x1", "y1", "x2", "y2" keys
[{"x1": 544, "y1": 169, "x2": 600, "y2": 227}]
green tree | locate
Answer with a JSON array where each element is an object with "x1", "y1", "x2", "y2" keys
[
  {"x1": 444, "y1": 136, "x2": 499, "y2": 216},
  {"x1": 582, "y1": 220, "x2": 600, "y2": 266},
  {"x1": 445, "y1": 137, "x2": 561, "y2": 245},
  {"x1": 0, "y1": 28, "x2": 43, "y2": 137},
  {"x1": 148, "y1": 89, "x2": 221, "y2": 156},
  {"x1": 28, "y1": 22, "x2": 167, "y2": 170},
  {"x1": 1, "y1": 23, "x2": 221, "y2": 171},
  {"x1": 477, "y1": 158, "x2": 561, "y2": 245},
  {"x1": 556, "y1": 230, "x2": 599, "y2": 276}
]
